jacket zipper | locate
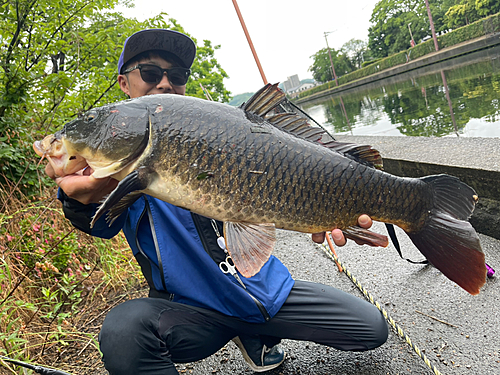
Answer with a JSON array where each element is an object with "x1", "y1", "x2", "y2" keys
[
  {"x1": 246, "y1": 292, "x2": 271, "y2": 321},
  {"x1": 136, "y1": 197, "x2": 172, "y2": 300}
]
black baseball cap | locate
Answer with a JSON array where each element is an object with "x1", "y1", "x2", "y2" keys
[{"x1": 118, "y1": 29, "x2": 196, "y2": 74}]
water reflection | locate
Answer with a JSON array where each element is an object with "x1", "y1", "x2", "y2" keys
[
  {"x1": 440, "y1": 71, "x2": 458, "y2": 136},
  {"x1": 300, "y1": 46, "x2": 500, "y2": 138}
]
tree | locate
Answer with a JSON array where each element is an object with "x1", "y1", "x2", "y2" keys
[
  {"x1": 341, "y1": 39, "x2": 370, "y2": 69},
  {"x1": 445, "y1": 0, "x2": 500, "y2": 28},
  {"x1": 367, "y1": 0, "x2": 475, "y2": 59},
  {"x1": 0, "y1": 1, "x2": 230, "y2": 190},
  {"x1": 368, "y1": 0, "x2": 430, "y2": 59},
  {"x1": 445, "y1": 1, "x2": 477, "y2": 27},
  {"x1": 185, "y1": 38, "x2": 231, "y2": 102},
  {"x1": 308, "y1": 48, "x2": 354, "y2": 83},
  {"x1": 430, "y1": 0, "x2": 464, "y2": 32}
]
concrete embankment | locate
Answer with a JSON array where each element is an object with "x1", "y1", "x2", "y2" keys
[
  {"x1": 295, "y1": 33, "x2": 500, "y2": 105},
  {"x1": 335, "y1": 135, "x2": 500, "y2": 240}
]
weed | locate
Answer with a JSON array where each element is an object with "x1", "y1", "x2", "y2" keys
[{"x1": 0, "y1": 185, "x2": 143, "y2": 373}]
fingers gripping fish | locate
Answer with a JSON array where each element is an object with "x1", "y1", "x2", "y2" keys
[{"x1": 34, "y1": 84, "x2": 487, "y2": 295}]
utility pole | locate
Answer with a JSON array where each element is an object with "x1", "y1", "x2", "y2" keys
[
  {"x1": 408, "y1": 22, "x2": 415, "y2": 47},
  {"x1": 324, "y1": 31, "x2": 338, "y2": 86},
  {"x1": 323, "y1": 31, "x2": 350, "y2": 129},
  {"x1": 424, "y1": 0, "x2": 439, "y2": 51}
]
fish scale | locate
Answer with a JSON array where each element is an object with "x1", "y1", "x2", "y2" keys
[{"x1": 34, "y1": 84, "x2": 487, "y2": 294}]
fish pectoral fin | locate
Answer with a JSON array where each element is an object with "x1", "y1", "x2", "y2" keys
[
  {"x1": 106, "y1": 191, "x2": 144, "y2": 226},
  {"x1": 91, "y1": 167, "x2": 153, "y2": 228},
  {"x1": 342, "y1": 225, "x2": 389, "y2": 247},
  {"x1": 223, "y1": 222, "x2": 276, "y2": 278}
]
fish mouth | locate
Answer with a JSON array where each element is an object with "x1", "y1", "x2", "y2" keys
[
  {"x1": 33, "y1": 140, "x2": 45, "y2": 156},
  {"x1": 33, "y1": 135, "x2": 88, "y2": 177}
]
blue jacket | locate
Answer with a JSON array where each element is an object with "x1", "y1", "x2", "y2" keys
[{"x1": 59, "y1": 190, "x2": 295, "y2": 323}]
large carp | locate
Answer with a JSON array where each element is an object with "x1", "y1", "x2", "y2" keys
[{"x1": 34, "y1": 84, "x2": 486, "y2": 295}]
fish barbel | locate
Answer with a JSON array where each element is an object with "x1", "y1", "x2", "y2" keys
[{"x1": 34, "y1": 84, "x2": 487, "y2": 294}]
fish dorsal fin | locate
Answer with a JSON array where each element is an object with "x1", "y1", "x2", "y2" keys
[
  {"x1": 223, "y1": 222, "x2": 276, "y2": 278},
  {"x1": 242, "y1": 83, "x2": 326, "y2": 143},
  {"x1": 267, "y1": 112, "x2": 327, "y2": 143},
  {"x1": 267, "y1": 113, "x2": 383, "y2": 169},
  {"x1": 243, "y1": 83, "x2": 384, "y2": 169},
  {"x1": 241, "y1": 83, "x2": 286, "y2": 117}
]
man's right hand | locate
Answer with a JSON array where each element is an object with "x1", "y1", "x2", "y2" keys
[
  {"x1": 311, "y1": 214, "x2": 374, "y2": 247},
  {"x1": 45, "y1": 163, "x2": 118, "y2": 205}
]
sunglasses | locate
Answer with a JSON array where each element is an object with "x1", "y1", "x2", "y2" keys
[{"x1": 123, "y1": 64, "x2": 191, "y2": 86}]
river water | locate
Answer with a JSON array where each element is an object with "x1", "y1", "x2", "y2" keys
[{"x1": 300, "y1": 45, "x2": 500, "y2": 138}]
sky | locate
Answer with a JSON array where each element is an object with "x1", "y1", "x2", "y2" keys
[{"x1": 117, "y1": 0, "x2": 381, "y2": 95}]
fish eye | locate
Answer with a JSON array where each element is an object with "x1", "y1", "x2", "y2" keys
[{"x1": 85, "y1": 112, "x2": 98, "y2": 123}]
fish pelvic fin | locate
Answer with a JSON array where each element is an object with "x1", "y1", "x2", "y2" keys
[
  {"x1": 343, "y1": 226, "x2": 389, "y2": 247},
  {"x1": 407, "y1": 174, "x2": 486, "y2": 295},
  {"x1": 91, "y1": 167, "x2": 153, "y2": 228},
  {"x1": 223, "y1": 222, "x2": 276, "y2": 278}
]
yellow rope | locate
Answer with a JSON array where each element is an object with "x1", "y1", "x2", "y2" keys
[{"x1": 318, "y1": 242, "x2": 443, "y2": 375}]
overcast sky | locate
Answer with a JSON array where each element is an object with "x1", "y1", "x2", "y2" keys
[{"x1": 117, "y1": 0, "x2": 380, "y2": 95}]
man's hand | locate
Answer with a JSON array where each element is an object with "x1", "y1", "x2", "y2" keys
[
  {"x1": 45, "y1": 163, "x2": 118, "y2": 205},
  {"x1": 311, "y1": 214, "x2": 373, "y2": 246}
]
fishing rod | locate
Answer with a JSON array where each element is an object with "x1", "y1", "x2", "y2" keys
[{"x1": 0, "y1": 355, "x2": 72, "y2": 375}]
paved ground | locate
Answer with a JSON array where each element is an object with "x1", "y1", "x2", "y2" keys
[
  {"x1": 176, "y1": 127, "x2": 500, "y2": 375},
  {"x1": 178, "y1": 224, "x2": 499, "y2": 375}
]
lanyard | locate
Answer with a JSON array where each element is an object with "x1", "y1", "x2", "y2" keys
[{"x1": 211, "y1": 220, "x2": 246, "y2": 289}]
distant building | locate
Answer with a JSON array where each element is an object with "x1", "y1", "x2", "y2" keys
[
  {"x1": 282, "y1": 74, "x2": 317, "y2": 98},
  {"x1": 283, "y1": 74, "x2": 301, "y2": 93},
  {"x1": 287, "y1": 82, "x2": 316, "y2": 98}
]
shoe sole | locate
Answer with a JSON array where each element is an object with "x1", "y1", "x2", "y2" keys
[{"x1": 232, "y1": 336, "x2": 286, "y2": 373}]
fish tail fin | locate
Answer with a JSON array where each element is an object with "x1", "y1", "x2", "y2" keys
[{"x1": 407, "y1": 175, "x2": 486, "y2": 295}]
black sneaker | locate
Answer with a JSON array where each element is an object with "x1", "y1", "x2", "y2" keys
[{"x1": 232, "y1": 336, "x2": 285, "y2": 372}]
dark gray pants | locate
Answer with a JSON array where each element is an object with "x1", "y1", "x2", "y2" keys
[{"x1": 99, "y1": 280, "x2": 388, "y2": 374}]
